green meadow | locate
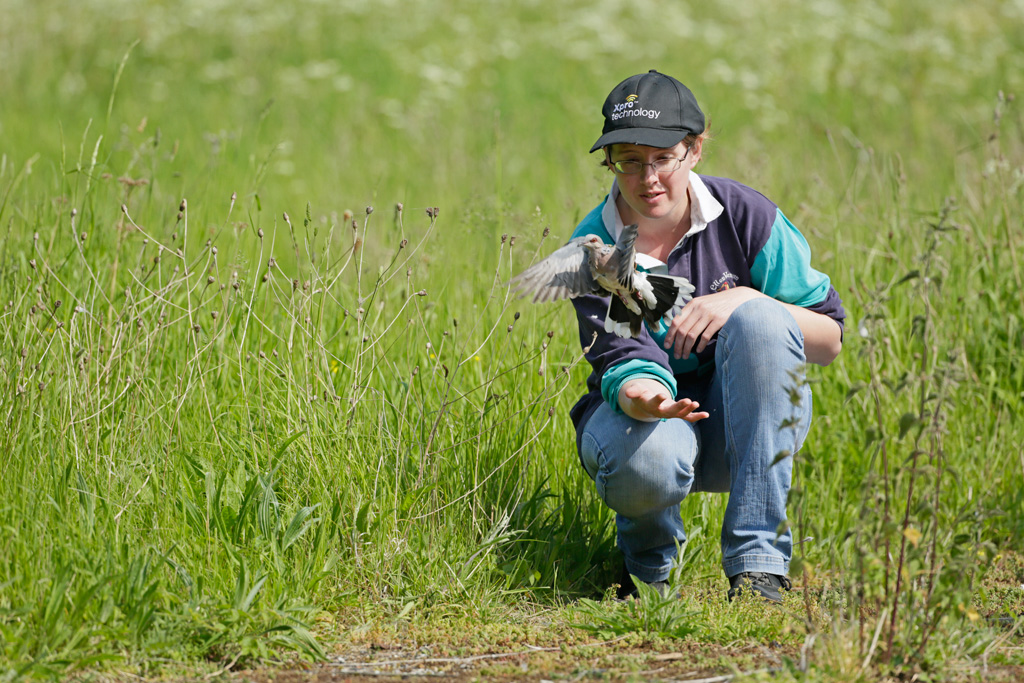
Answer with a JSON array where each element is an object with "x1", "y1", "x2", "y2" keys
[{"x1": 2, "y1": 0, "x2": 1023, "y2": 679}]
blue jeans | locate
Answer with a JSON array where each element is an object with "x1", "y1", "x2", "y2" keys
[{"x1": 580, "y1": 299, "x2": 812, "y2": 583}]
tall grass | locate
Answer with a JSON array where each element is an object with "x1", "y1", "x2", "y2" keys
[{"x1": 1, "y1": 0, "x2": 1023, "y2": 679}]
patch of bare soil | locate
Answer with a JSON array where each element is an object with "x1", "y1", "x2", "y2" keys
[{"x1": 224, "y1": 638, "x2": 795, "y2": 682}]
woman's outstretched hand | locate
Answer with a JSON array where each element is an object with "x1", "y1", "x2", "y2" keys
[{"x1": 618, "y1": 378, "x2": 709, "y2": 423}]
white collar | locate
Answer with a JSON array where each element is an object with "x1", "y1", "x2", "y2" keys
[{"x1": 602, "y1": 171, "x2": 724, "y2": 267}]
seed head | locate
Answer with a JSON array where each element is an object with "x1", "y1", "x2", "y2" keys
[
  {"x1": 193, "y1": 324, "x2": 201, "y2": 333},
  {"x1": 71, "y1": 209, "x2": 77, "y2": 217},
  {"x1": 172, "y1": 232, "x2": 178, "y2": 241},
  {"x1": 416, "y1": 289, "x2": 427, "y2": 296},
  {"x1": 543, "y1": 227, "x2": 550, "y2": 237},
  {"x1": 80, "y1": 232, "x2": 87, "y2": 242},
  {"x1": 283, "y1": 212, "x2": 291, "y2": 224},
  {"x1": 259, "y1": 351, "x2": 266, "y2": 359},
  {"x1": 501, "y1": 233, "x2": 508, "y2": 244},
  {"x1": 179, "y1": 199, "x2": 187, "y2": 212},
  {"x1": 365, "y1": 206, "x2": 374, "y2": 215},
  {"x1": 514, "y1": 311, "x2": 520, "y2": 321},
  {"x1": 396, "y1": 202, "x2": 403, "y2": 212},
  {"x1": 507, "y1": 325, "x2": 513, "y2": 333},
  {"x1": 547, "y1": 330, "x2": 554, "y2": 338},
  {"x1": 509, "y1": 235, "x2": 517, "y2": 246},
  {"x1": 412, "y1": 366, "x2": 419, "y2": 377},
  {"x1": 268, "y1": 257, "x2": 276, "y2": 268},
  {"x1": 261, "y1": 271, "x2": 269, "y2": 282},
  {"x1": 211, "y1": 246, "x2": 218, "y2": 255},
  {"x1": 54, "y1": 299, "x2": 62, "y2": 310},
  {"x1": 258, "y1": 228, "x2": 264, "y2": 239},
  {"x1": 29, "y1": 259, "x2": 36, "y2": 270},
  {"x1": 121, "y1": 204, "x2": 128, "y2": 214},
  {"x1": 207, "y1": 275, "x2": 215, "y2": 285},
  {"x1": 400, "y1": 238, "x2": 408, "y2": 249},
  {"x1": 548, "y1": 407, "x2": 555, "y2": 417},
  {"x1": 210, "y1": 310, "x2": 218, "y2": 319},
  {"x1": 343, "y1": 209, "x2": 353, "y2": 223}
]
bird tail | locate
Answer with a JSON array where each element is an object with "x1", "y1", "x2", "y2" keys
[
  {"x1": 642, "y1": 274, "x2": 696, "y2": 329},
  {"x1": 606, "y1": 296, "x2": 642, "y2": 338}
]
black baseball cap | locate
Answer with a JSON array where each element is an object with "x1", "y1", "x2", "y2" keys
[{"x1": 589, "y1": 70, "x2": 705, "y2": 153}]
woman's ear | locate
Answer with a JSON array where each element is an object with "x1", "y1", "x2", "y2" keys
[{"x1": 689, "y1": 138, "x2": 704, "y2": 163}]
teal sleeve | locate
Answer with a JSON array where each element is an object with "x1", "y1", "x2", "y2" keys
[
  {"x1": 571, "y1": 198, "x2": 614, "y2": 243},
  {"x1": 750, "y1": 208, "x2": 831, "y2": 306},
  {"x1": 601, "y1": 359, "x2": 678, "y2": 414}
]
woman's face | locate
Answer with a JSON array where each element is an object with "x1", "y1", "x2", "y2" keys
[{"x1": 606, "y1": 140, "x2": 702, "y2": 227}]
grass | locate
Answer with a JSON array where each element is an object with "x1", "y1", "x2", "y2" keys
[{"x1": 1, "y1": 0, "x2": 1024, "y2": 680}]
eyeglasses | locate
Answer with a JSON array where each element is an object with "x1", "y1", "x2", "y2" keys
[{"x1": 608, "y1": 146, "x2": 692, "y2": 175}]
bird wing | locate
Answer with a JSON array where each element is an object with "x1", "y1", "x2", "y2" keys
[
  {"x1": 614, "y1": 224, "x2": 639, "y2": 290},
  {"x1": 509, "y1": 236, "x2": 601, "y2": 303}
]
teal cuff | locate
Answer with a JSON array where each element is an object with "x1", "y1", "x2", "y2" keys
[{"x1": 601, "y1": 359, "x2": 678, "y2": 414}]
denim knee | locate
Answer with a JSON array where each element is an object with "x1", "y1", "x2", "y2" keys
[
  {"x1": 581, "y1": 418, "x2": 696, "y2": 519},
  {"x1": 720, "y1": 298, "x2": 802, "y2": 352},
  {"x1": 720, "y1": 296, "x2": 798, "y2": 344}
]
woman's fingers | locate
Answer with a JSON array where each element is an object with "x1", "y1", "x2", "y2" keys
[
  {"x1": 619, "y1": 380, "x2": 708, "y2": 422},
  {"x1": 665, "y1": 305, "x2": 711, "y2": 359}
]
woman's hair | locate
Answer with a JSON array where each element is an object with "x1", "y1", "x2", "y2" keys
[{"x1": 599, "y1": 127, "x2": 712, "y2": 169}]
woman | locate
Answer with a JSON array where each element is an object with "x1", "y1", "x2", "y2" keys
[{"x1": 570, "y1": 70, "x2": 845, "y2": 601}]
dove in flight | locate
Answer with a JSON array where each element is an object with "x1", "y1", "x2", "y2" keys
[{"x1": 510, "y1": 224, "x2": 695, "y2": 338}]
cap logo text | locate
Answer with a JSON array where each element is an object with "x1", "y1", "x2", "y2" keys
[{"x1": 610, "y1": 98, "x2": 661, "y2": 122}]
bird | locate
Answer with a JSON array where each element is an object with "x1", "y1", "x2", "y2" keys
[{"x1": 509, "y1": 224, "x2": 695, "y2": 338}]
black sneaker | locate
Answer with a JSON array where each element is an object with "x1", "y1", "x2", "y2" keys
[
  {"x1": 616, "y1": 562, "x2": 670, "y2": 600},
  {"x1": 727, "y1": 572, "x2": 792, "y2": 603}
]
